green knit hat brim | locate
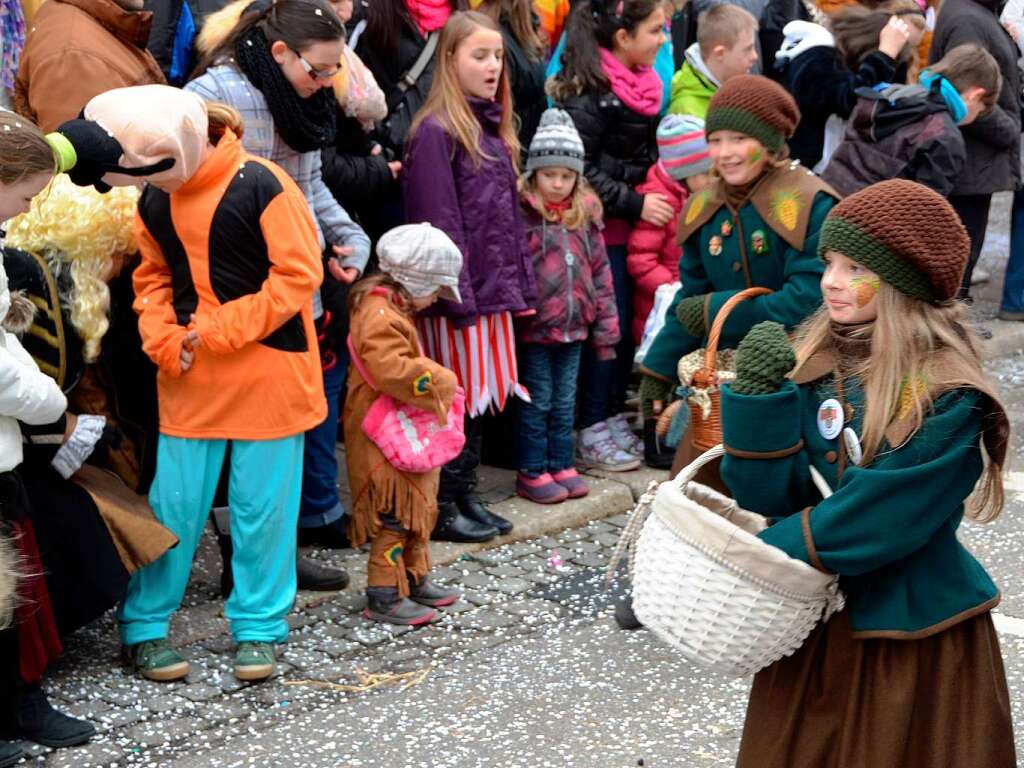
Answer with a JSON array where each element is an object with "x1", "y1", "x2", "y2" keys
[
  {"x1": 818, "y1": 217, "x2": 936, "y2": 302},
  {"x1": 705, "y1": 106, "x2": 785, "y2": 154}
]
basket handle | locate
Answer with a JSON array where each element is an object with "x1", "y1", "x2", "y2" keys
[
  {"x1": 700, "y1": 287, "x2": 774, "y2": 377},
  {"x1": 673, "y1": 444, "x2": 727, "y2": 489}
]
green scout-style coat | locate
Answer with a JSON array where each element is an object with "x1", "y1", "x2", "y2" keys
[
  {"x1": 641, "y1": 163, "x2": 839, "y2": 380},
  {"x1": 719, "y1": 353, "x2": 1007, "y2": 639}
]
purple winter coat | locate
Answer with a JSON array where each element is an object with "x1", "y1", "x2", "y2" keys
[{"x1": 403, "y1": 98, "x2": 537, "y2": 328}]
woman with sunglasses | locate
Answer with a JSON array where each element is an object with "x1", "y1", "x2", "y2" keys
[{"x1": 188, "y1": 0, "x2": 370, "y2": 593}]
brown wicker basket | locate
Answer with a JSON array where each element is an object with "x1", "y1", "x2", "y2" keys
[{"x1": 688, "y1": 287, "x2": 774, "y2": 452}]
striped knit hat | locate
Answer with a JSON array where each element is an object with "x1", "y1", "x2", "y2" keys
[
  {"x1": 657, "y1": 114, "x2": 711, "y2": 181},
  {"x1": 705, "y1": 75, "x2": 800, "y2": 154},
  {"x1": 818, "y1": 180, "x2": 969, "y2": 303},
  {"x1": 526, "y1": 108, "x2": 585, "y2": 177}
]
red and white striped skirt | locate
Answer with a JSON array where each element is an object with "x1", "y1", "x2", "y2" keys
[{"x1": 417, "y1": 311, "x2": 530, "y2": 418}]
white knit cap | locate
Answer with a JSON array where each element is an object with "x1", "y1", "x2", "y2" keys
[{"x1": 376, "y1": 223, "x2": 463, "y2": 303}]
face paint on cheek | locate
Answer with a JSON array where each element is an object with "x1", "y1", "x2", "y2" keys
[
  {"x1": 747, "y1": 147, "x2": 763, "y2": 166},
  {"x1": 850, "y1": 276, "x2": 880, "y2": 308}
]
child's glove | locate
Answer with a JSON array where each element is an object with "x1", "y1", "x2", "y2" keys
[
  {"x1": 639, "y1": 374, "x2": 674, "y2": 419},
  {"x1": 732, "y1": 321, "x2": 795, "y2": 395},
  {"x1": 675, "y1": 295, "x2": 707, "y2": 338}
]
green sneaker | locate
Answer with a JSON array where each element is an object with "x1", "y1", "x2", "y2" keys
[
  {"x1": 234, "y1": 642, "x2": 275, "y2": 681},
  {"x1": 124, "y1": 639, "x2": 190, "y2": 682}
]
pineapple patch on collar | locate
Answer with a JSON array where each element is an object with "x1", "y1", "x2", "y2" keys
[
  {"x1": 770, "y1": 189, "x2": 802, "y2": 231},
  {"x1": 413, "y1": 371, "x2": 433, "y2": 397}
]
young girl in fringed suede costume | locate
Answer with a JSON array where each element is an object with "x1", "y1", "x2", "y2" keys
[
  {"x1": 345, "y1": 225, "x2": 464, "y2": 626},
  {"x1": 720, "y1": 180, "x2": 1016, "y2": 767}
]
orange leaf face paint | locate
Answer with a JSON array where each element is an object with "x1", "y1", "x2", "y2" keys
[{"x1": 850, "y1": 276, "x2": 880, "y2": 308}]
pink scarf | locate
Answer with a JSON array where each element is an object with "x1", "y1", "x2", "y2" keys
[
  {"x1": 406, "y1": 0, "x2": 452, "y2": 36},
  {"x1": 598, "y1": 47, "x2": 662, "y2": 117}
]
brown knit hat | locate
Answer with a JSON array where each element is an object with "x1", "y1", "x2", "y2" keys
[
  {"x1": 818, "y1": 180, "x2": 969, "y2": 303},
  {"x1": 704, "y1": 75, "x2": 801, "y2": 154}
]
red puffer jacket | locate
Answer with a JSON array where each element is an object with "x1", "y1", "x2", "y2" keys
[
  {"x1": 516, "y1": 191, "x2": 620, "y2": 357},
  {"x1": 626, "y1": 162, "x2": 689, "y2": 344}
]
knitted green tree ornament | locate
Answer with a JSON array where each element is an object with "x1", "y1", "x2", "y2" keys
[
  {"x1": 639, "y1": 375, "x2": 675, "y2": 419},
  {"x1": 676, "y1": 295, "x2": 707, "y2": 338},
  {"x1": 732, "y1": 321, "x2": 796, "y2": 395}
]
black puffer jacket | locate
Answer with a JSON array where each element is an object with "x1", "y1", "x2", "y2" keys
[
  {"x1": 502, "y1": 18, "x2": 547, "y2": 154},
  {"x1": 780, "y1": 46, "x2": 898, "y2": 168},
  {"x1": 555, "y1": 89, "x2": 657, "y2": 222},
  {"x1": 320, "y1": 108, "x2": 396, "y2": 215},
  {"x1": 822, "y1": 83, "x2": 965, "y2": 197},
  {"x1": 355, "y1": 11, "x2": 439, "y2": 156},
  {"x1": 929, "y1": 0, "x2": 1021, "y2": 195}
]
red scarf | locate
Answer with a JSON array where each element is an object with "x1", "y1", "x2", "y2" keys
[
  {"x1": 598, "y1": 47, "x2": 662, "y2": 117},
  {"x1": 406, "y1": 0, "x2": 452, "y2": 36},
  {"x1": 544, "y1": 198, "x2": 572, "y2": 220}
]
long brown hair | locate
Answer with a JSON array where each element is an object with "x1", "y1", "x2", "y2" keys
[
  {"x1": 830, "y1": 0, "x2": 924, "y2": 72},
  {"x1": 475, "y1": 0, "x2": 545, "y2": 61},
  {"x1": 794, "y1": 285, "x2": 1006, "y2": 521},
  {"x1": 409, "y1": 11, "x2": 520, "y2": 167},
  {"x1": 0, "y1": 112, "x2": 56, "y2": 185}
]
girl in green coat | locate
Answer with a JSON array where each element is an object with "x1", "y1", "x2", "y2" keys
[
  {"x1": 722, "y1": 180, "x2": 1016, "y2": 768},
  {"x1": 638, "y1": 74, "x2": 839, "y2": 470}
]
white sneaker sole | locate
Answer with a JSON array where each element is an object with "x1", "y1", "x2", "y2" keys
[{"x1": 576, "y1": 455, "x2": 642, "y2": 472}]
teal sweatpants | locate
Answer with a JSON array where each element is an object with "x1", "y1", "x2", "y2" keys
[{"x1": 118, "y1": 434, "x2": 304, "y2": 645}]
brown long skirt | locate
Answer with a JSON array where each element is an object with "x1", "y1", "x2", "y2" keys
[{"x1": 736, "y1": 609, "x2": 1017, "y2": 768}]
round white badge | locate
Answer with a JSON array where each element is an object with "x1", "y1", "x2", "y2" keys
[
  {"x1": 842, "y1": 427, "x2": 863, "y2": 466},
  {"x1": 816, "y1": 398, "x2": 843, "y2": 440}
]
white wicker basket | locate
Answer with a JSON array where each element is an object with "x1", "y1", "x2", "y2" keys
[{"x1": 611, "y1": 445, "x2": 845, "y2": 677}]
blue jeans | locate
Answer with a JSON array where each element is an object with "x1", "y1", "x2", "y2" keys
[
  {"x1": 516, "y1": 342, "x2": 583, "y2": 474},
  {"x1": 578, "y1": 244, "x2": 631, "y2": 428},
  {"x1": 299, "y1": 348, "x2": 348, "y2": 528},
  {"x1": 119, "y1": 434, "x2": 304, "y2": 644},
  {"x1": 1001, "y1": 188, "x2": 1024, "y2": 312}
]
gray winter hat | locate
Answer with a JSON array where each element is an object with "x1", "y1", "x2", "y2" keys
[
  {"x1": 376, "y1": 223, "x2": 463, "y2": 303},
  {"x1": 525, "y1": 108, "x2": 585, "y2": 177}
]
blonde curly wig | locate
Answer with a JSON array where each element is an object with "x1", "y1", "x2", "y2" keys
[{"x1": 5, "y1": 175, "x2": 140, "y2": 363}]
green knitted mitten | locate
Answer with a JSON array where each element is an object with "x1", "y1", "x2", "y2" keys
[
  {"x1": 732, "y1": 321, "x2": 796, "y2": 395},
  {"x1": 675, "y1": 295, "x2": 707, "y2": 338},
  {"x1": 639, "y1": 374, "x2": 675, "y2": 419}
]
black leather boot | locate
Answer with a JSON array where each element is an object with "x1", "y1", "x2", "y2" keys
[
  {"x1": 643, "y1": 417, "x2": 675, "y2": 470},
  {"x1": 431, "y1": 501, "x2": 497, "y2": 543},
  {"x1": 17, "y1": 684, "x2": 95, "y2": 748},
  {"x1": 297, "y1": 557, "x2": 350, "y2": 591},
  {"x1": 0, "y1": 742, "x2": 25, "y2": 768},
  {"x1": 457, "y1": 496, "x2": 512, "y2": 536},
  {"x1": 296, "y1": 515, "x2": 352, "y2": 549}
]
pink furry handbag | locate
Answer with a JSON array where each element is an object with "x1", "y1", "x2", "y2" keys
[{"x1": 347, "y1": 336, "x2": 466, "y2": 473}]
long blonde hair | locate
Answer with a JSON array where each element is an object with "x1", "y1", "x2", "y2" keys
[
  {"x1": 408, "y1": 11, "x2": 520, "y2": 168},
  {"x1": 794, "y1": 284, "x2": 1005, "y2": 521},
  {"x1": 518, "y1": 172, "x2": 603, "y2": 231}
]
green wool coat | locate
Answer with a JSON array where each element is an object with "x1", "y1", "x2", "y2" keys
[
  {"x1": 719, "y1": 376, "x2": 1000, "y2": 639},
  {"x1": 641, "y1": 167, "x2": 837, "y2": 380}
]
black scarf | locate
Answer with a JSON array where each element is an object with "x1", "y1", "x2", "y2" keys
[{"x1": 234, "y1": 26, "x2": 337, "y2": 153}]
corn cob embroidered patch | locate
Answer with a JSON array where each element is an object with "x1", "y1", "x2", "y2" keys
[
  {"x1": 770, "y1": 189, "x2": 802, "y2": 231},
  {"x1": 384, "y1": 544, "x2": 404, "y2": 566},
  {"x1": 413, "y1": 371, "x2": 432, "y2": 397}
]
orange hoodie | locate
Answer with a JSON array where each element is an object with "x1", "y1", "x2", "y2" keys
[{"x1": 133, "y1": 130, "x2": 326, "y2": 440}]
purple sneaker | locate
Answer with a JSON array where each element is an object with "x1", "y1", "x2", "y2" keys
[
  {"x1": 551, "y1": 468, "x2": 589, "y2": 498},
  {"x1": 516, "y1": 472, "x2": 569, "y2": 504}
]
